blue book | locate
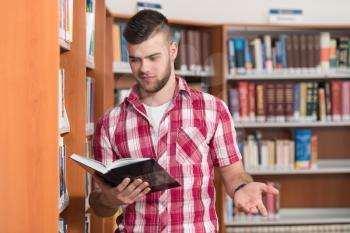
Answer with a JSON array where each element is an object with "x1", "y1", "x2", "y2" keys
[
  {"x1": 293, "y1": 83, "x2": 300, "y2": 120},
  {"x1": 279, "y1": 34, "x2": 287, "y2": 68},
  {"x1": 244, "y1": 38, "x2": 252, "y2": 70},
  {"x1": 227, "y1": 38, "x2": 236, "y2": 73},
  {"x1": 119, "y1": 22, "x2": 128, "y2": 62},
  {"x1": 233, "y1": 38, "x2": 245, "y2": 72},
  {"x1": 294, "y1": 129, "x2": 311, "y2": 169}
]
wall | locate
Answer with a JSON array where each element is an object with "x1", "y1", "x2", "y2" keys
[{"x1": 106, "y1": 0, "x2": 350, "y2": 24}]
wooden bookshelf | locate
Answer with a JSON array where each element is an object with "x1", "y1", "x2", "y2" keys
[
  {"x1": 0, "y1": 1, "x2": 59, "y2": 232},
  {"x1": 85, "y1": 1, "x2": 115, "y2": 233},
  {"x1": 59, "y1": 0, "x2": 86, "y2": 232},
  {"x1": 222, "y1": 24, "x2": 350, "y2": 233}
]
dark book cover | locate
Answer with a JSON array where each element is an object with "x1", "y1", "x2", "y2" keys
[
  {"x1": 285, "y1": 83, "x2": 294, "y2": 121},
  {"x1": 307, "y1": 34, "x2": 315, "y2": 68},
  {"x1": 292, "y1": 34, "x2": 301, "y2": 68},
  {"x1": 71, "y1": 155, "x2": 180, "y2": 193},
  {"x1": 285, "y1": 35, "x2": 294, "y2": 68},
  {"x1": 299, "y1": 34, "x2": 307, "y2": 68},
  {"x1": 175, "y1": 29, "x2": 188, "y2": 71},
  {"x1": 275, "y1": 83, "x2": 285, "y2": 122},
  {"x1": 265, "y1": 83, "x2": 276, "y2": 122},
  {"x1": 314, "y1": 34, "x2": 321, "y2": 68},
  {"x1": 338, "y1": 37, "x2": 349, "y2": 68}
]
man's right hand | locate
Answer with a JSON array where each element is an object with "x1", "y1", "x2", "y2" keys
[{"x1": 93, "y1": 175, "x2": 151, "y2": 207}]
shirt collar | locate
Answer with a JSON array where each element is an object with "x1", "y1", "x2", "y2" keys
[{"x1": 126, "y1": 75, "x2": 191, "y2": 107}]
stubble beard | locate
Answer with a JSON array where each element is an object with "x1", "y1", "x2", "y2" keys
[{"x1": 137, "y1": 58, "x2": 172, "y2": 94}]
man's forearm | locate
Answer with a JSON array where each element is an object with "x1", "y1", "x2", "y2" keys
[
  {"x1": 219, "y1": 162, "x2": 254, "y2": 199},
  {"x1": 89, "y1": 191, "x2": 120, "y2": 217},
  {"x1": 227, "y1": 171, "x2": 253, "y2": 198}
]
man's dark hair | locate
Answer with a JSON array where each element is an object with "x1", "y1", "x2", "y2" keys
[{"x1": 123, "y1": 9, "x2": 171, "y2": 44}]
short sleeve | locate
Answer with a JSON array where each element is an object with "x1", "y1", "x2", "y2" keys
[{"x1": 210, "y1": 100, "x2": 242, "y2": 167}]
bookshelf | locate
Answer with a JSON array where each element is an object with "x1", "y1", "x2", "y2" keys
[
  {"x1": 1, "y1": 1, "x2": 60, "y2": 232},
  {"x1": 222, "y1": 24, "x2": 350, "y2": 232},
  {"x1": 57, "y1": 0, "x2": 114, "y2": 233}
]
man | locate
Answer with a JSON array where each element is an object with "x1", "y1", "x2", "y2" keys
[{"x1": 90, "y1": 9, "x2": 278, "y2": 233}]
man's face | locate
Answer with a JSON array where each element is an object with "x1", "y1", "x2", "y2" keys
[{"x1": 127, "y1": 32, "x2": 176, "y2": 94}]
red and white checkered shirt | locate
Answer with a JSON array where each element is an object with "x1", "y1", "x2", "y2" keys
[{"x1": 94, "y1": 76, "x2": 241, "y2": 233}]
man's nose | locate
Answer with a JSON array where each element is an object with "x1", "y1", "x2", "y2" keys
[{"x1": 140, "y1": 60, "x2": 150, "y2": 73}]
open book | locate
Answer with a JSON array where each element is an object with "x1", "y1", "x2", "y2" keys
[{"x1": 70, "y1": 154, "x2": 180, "y2": 192}]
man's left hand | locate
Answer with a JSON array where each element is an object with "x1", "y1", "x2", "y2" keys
[{"x1": 233, "y1": 182, "x2": 279, "y2": 216}]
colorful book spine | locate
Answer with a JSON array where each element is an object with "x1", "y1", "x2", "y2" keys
[{"x1": 295, "y1": 129, "x2": 311, "y2": 169}]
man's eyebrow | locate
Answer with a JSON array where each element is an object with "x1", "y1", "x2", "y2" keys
[{"x1": 129, "y1": 53, "x2": 161, "y2": 60}]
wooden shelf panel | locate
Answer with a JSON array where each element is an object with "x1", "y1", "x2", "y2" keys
[
  {"x1": 112, "y1": 13, "x2": 217, "y2": 27},
  {"x1": 247, "y1": 159, "x2": 350, "y2": 175},
  {"x1": 235, "y1": 121, "x2": 350, "y2": 128},
  {"x1": 226, "y1": 208, "x2": 350, "y2": 226}
]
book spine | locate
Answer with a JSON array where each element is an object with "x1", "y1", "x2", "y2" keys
[{"x1": 295, "y1": 129, "x2": 311, "y2": 169}]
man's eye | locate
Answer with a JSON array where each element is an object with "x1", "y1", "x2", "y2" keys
[{"x1": 149, "y1": 56, "x2": 158, "y2": 61}]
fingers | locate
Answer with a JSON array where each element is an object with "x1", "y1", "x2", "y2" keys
[
  {"x1": 112, "y1": 178, "x2": 150, "y2": 204},
  {"x1": 127, "y1": 180, "x2": 149, "y2": 200},
  {"x1": 135, "y1": 187, "x2": 151, "y2": 201},
  {"x1": 260, "y1": 183, "x2": 279, "y2": 195},
  {"x1": 257, "y1": 202, "x2": 268, "y2": 216},
  {"x1": 267, "y1": 185, "x2": 279, "y2": 195},
  {"x1": 115, "y1": 177, "x2": 132, "y2": 193}
]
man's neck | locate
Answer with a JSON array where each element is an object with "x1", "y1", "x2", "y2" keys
[{"x1": 140, "y1": 74, "x2": 177, "y2": 107}]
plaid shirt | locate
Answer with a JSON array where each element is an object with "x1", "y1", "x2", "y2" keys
[{"x1": 94, "y1": 76, "x2": 241, "y2": 233}]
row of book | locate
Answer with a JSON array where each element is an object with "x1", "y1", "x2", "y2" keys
[
  {"x1": 227, "y1": 32, "x2": 350, "y2": 75},
  {"x1": 228, "y1": 80, "x2": 350, "y2": 123},
  {"x1": 173, "y1": 28, "x2": 213, "y2": 74},
  {"x1": 226, "y1": 182, "x2": 280, "y2": 222},
  {"x1": 59, "y1": 218, "x2": 67, "y2": 233},
  {"x1": 86, "y1": 0, "x2": 95, "y2": 65},
  {"x1": 112, "y1": 22, "x2": 214, "y2": 74},
  {"x1": 59, "y1": 0, "x2": 73, "y2": 43},
  {"x1": 240, "y1": 130, "x2": 318, "y2": 171},
  {"x1": 85, "y1": 138, "x2": 93, "y2": 210},
  {"x1": 59, "y1": 69, "x2": 70, "y2": 132},
  {"x1": 86, "y1": 77, "x2": 95, "y2": 132},
  {"x1": 59, "y1": 136, "x2": 69, "y2": 213},
  {"x1": 226, "y1": 224, "x2": 350, "y2": 233},
  {"x1": 85, "y1": 213, "x2": 91, "y2": 233}
]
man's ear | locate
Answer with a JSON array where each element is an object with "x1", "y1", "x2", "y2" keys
[{"x1": 169, "y1": 41, "x2": 178, "y2": 62}]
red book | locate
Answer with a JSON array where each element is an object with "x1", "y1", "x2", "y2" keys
[
  {"x1": 248, "y1": 82, "x2": 256, "y2": 122},
  {"x1": 265, "y1": 83, "x2": 276, "y2": 122},
  {"x1": 275, "y1": 83, "x2": 285, "y2": 122},
  {"x1": 330, "y1": 80, "x2": 342, "y2": 121},
  {"x1": 238, "y1": 82, "x2": 249, "y2": 122}
]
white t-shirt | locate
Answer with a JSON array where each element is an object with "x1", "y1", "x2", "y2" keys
[{"x1": 143, "y1": 101, "x2": 171, "y2": 135}]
